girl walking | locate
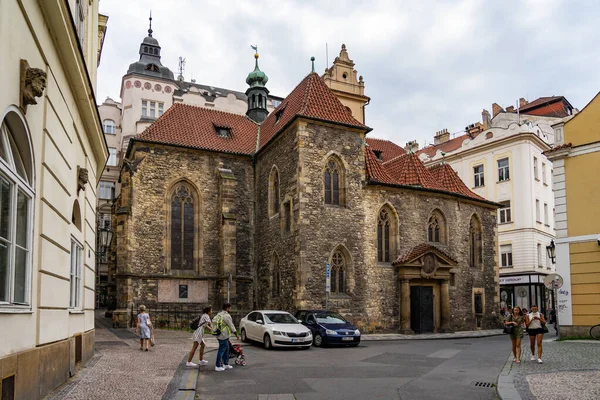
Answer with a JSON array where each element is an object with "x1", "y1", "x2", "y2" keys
[
  {"x1": 525, "y1": 304, "x2": 546, "y2": 363},
  {"x1": 186, "y1": 307, "x2": 213, "y2": 367},
  {"x1": 135, "y1": 305, "x2": 152, "y2": 351},
  {"x1": 505, "y1": 306, "x2": 524, "y2": 363}
]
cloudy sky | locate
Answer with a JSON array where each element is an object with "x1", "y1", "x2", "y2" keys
[{"x1": 97, "y1": 0, "x2": 600, "y2": 147}]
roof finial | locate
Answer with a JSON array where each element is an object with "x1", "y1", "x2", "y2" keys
[
  {"x1": 148, "y1": 11, "x2": 153, "y2": 37},
  {"x1": 311, "y1": 56, "x2": 315, "y2": 73}
]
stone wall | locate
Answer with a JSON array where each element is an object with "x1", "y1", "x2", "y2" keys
[{"x1": 114, "y1": 143, "x2": 254, "y2": 315}]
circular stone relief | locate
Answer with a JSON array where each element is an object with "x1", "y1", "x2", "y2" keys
[
  {"x1": 125, "y1": 81, "x2": 132, "y2": 89},
  {"x1": 422, "y1": 254, "x2": 437, "y2": 275},
  {"x1": 164, "y1": 86, "x2": 172, "y2": 94},
  {"x1": 154, "y1": 84, "x2": 162, "y2": 91},
  {"x1": 134, "y1": 80, "x2": 141, "y2": 88},
  {"x1": 144, "y1": 82, "x2": 152, "y2": 90}
]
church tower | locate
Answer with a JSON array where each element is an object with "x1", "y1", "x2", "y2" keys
[
  {"x1": 245, "y1": 49, "x2": 269, "y2": 124},
  {"x1": 323, "y1": 44, "x2": 370, "y2": 124},
  {"x1": 126, "y1": 14, "x2": 174, "y2": 80}
]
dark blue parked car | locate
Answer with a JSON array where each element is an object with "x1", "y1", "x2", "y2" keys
[{"x1": 295, "y1": 310, "x2": 361, "y2": 347}]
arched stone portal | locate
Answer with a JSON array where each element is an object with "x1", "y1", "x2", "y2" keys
[{"x1": 393, "y1": 244, "x2": 458, "y2": 334}]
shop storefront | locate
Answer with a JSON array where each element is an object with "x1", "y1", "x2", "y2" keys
[{"x1": 499, "y1": 273, "x2": 551, "y2": 315}]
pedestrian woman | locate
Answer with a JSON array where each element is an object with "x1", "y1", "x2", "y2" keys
[
  {"x1": 135, "y1": 305, "x2": 152, "y2": 351},
  {"x1": 525, "y1": 304, "x2": 546, "y2": 363},
  {"x1": 186, "y1": 307, "x2": 213, "y2": 367},
  {"x1": 505, "y1": 306, "x2": 524, "y2": 363}
]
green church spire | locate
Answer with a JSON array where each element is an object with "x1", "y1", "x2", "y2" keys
[{"x1": 246, "y1": 46, "x2": 268, "y2": 87}]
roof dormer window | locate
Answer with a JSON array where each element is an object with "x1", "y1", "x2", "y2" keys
[
  {"x1": 215, "y1": 127, "x2": 231, "y2": 138},
  {"x1": 275, "y1": 109, "x2": 284, "y2": 123},
  {"x1": 146, "y1": 64, "x2": 159, "y2": 72},
  {"x1": 373, "y1": 150, "x2": 383, "y2": 161}
]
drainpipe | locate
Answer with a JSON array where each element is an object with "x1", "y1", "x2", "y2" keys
[{"x1": 362, "y1": 98, "x2": 371, "y2": 125}]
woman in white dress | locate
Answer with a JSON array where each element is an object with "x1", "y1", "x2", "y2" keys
[
  {"x1": 135, "y1": 305, "x2": 152, "y2": 351},
  {"x1": 186, "y1": 307, "x2": 213, "y2": 367}
]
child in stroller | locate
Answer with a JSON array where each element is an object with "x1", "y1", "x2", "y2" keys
[{"x1": 228, "y1": 340, "x2": 246, "y2": 366}]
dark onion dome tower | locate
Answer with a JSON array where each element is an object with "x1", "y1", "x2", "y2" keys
[
  {"x1": 245, "y1": 48, "x2": 269, "y2": 123},
  {"x1": 127, "y1": 14, "x2": 174, "y2": 80}
]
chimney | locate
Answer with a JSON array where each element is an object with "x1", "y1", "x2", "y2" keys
[
  {"x1": 506, "y1": 105, "x2": 515, "y2": 113},
  {"x1": 466, "y1": 122, "x2": 484, "y2": 138},
  {"x1": 492, "y1": 103, "x2": 504, "y2": 117},
  {"x1": 519, "y1": 98, "x2": 528, "y2": 108},
  {"x1": 404, "y1": 140, "x2": 419, "y2": 153},
  {"x1": 434, "y1": 129, "x2": 450, "y2": 145},
  {"x1": 482, "y1": 109, "x2": 491, "y2": 130}
]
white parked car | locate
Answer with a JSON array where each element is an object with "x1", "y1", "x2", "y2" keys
[{"x1": 239, "y1": 310, "x2": 312, "y2": 349}]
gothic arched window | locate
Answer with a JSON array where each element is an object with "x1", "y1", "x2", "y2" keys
[
  {"x1": 268, "y1": 168, "x2": 280, "y2": 216},
  {"x1": 271, "y1": 253, "x2": 280, "y2": 298},
  {"x1": 324, "y1": 157, "x2": 344, "y2": 206},
  {"x1": 469, "y1": 215, "x2": 483, "y2": 268},
  {"x1": 331, "y1": 251, "x2": 346, "y2": 293},
  {"x1": 428, "y1": 210, "x2": 446, "y2": 244},
  {"x1": 378, "y1": 209, "x2": 391, "y2": 262},
  {"x1": 170, "y1": 184, "x2": 195, "y2": 270}
]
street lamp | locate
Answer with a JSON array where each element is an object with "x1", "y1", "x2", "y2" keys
[
  {"x1": 99, "y1": 226, "x2": 114, "y2": 253},
  {"x1": 546, "y1": 240, "x2": 556, "y2": 264}
]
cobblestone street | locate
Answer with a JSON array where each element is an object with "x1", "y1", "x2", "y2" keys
[
  {"x1": 44, "y1": 313, "x2": 210, "y2": 400},
  {"x1": 505, "y1": 339, "x2": 600, "y2": 400}
]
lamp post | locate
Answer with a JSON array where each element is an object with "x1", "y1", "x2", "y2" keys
[
  {"x1": 545, "y1": 239, "x2": 558, "y2": 336},
  {"x1": 546, "y1": 239, "x2": 556, "y2": 264}
]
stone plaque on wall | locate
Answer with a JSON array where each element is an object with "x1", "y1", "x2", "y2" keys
[{"x1": 158, "y1": 280, "x2": 208, "y2": 303}]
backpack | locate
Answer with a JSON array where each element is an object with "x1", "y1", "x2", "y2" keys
[
  {"x1": 212, "y1": 313, "x2": 224, "y2": 336},
  {"x1": 190, "y1": 316, "x2": 201, "y2": 330}
]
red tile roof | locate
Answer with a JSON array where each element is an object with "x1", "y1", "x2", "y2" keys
[
  {"x1": 383, "y1": 153, "x2": 436, "y2": 187},
  {"x1": 136, "y1": 104, "x2": 258, "y2": 155},
  {"x1": 518, "y1": 96, "x2": 563, "y2": 112},
  {"x1": 259, "y1": 73, "x2": 367, "y2": 149},
  {"x1": 365, "y1": 138, "x2": 406, "y2": 162},
  {"x1": 364, "y1": 147, "x2": 396, "y2": 185},
  {"x1": 417, "y1": 131, "x2": 482, "y2": 158},
  {"x1": 392, "y1": 243, "x2": 457, "y2": 265},
  {"x1": 428, "y1": 163, "x2": 485, "y2": 200},
  {"x1": 543, "y1": 142, "x2": 572, "y2": 155}
]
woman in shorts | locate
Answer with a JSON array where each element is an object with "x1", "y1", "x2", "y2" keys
[
  {"x1": 525, "y1": 304, "x2": 546, "y2": 364},
  {"x1": 505, "y1": 306, "x2": 524, "y2": 363}
]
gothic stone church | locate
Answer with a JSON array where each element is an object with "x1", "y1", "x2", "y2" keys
[{"x1": 113, "y1": 48, "x2": 500, "y2": 333}]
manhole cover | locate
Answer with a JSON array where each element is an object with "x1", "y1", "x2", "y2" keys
[{"x1": 471, "y1": 381, "x2": 495, "y2": 388}]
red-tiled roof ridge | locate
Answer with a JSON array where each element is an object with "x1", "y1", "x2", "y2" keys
[
  {"x1": 417, "y1": 131, "x2": 482, "y2": 158},
  {"x1": 543, "y1": 142, "x2": 572, "y2": 155},
  {"x1": 136, "y1": 103, "x2": 259, "y2": 155},
  {"x1": 366, "y1": 137, "x2": 406, "y2": 162},
  {"x1": 258, "y1": 73, "x2": 368, "y2": 150},
  {"x1": 384, "y1": 152, "x2": 435, "y2": 188},
  {"x1": 392, "y1": 243, "x2": 458, "y2": 265},
  {"x1": 518, "y1": 96, "x2": 564, "y2": 112},
  {"x1": 429, "y1": 163, "x2": 485, "y2": 200},
  {"x1": 364, "y1": 147, "x2": 396, "y2": 184}
]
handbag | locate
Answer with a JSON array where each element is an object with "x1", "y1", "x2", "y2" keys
[
  {"x1": 503, "y1": 325, "x2": 514, "y2": 334},
  {"x1": 541, "y1": 323, "x2": 549, "y2": 334},
  {"x1": 150, "y1": 333, "x2": 155, "y2": 347}
]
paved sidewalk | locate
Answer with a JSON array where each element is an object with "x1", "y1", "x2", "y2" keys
[
  {"x1": 497, "y1": 338, "x2": 600, "y2": 400},
  {"x1": 362, "y1": 328, "x2": 503, "y2": 340}
]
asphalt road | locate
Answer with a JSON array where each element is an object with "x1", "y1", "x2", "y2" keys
[{"x1": 195, "y1": 335, "x2": 507, "y2": 400}]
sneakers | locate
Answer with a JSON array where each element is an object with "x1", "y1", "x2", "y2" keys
[
  {"x1": 530, "y1": 355, "x2": 536, "y2": 361},
  {"x1": 215, "y1": 366, "x2": 225, "y2": 372},
  {"x1": 186, "y1": 362, "x2": 198, "y2": 368},
  {"x1": 537, "y1": 358, "x2": 543, "y2": 364},
  {"x1": 223, "y1": 365, "x2": 233, "y2": 370},
  {"x1": 200, "y1": 359, "x2": 208, "y2": 364}
]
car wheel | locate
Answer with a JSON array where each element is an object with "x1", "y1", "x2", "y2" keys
[
  {"x1": 241, "y1": 329, "x2": 248, "y2": 343},
  {"x1": 313, "y1": 334, "x2": 323, "y2": 347},
  {"x1": 263, "y1": 334, "x2": 272, "y2": 350}
]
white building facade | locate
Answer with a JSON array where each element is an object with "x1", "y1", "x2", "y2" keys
[
  {"x1": 419, "y1": 104, "x2": 573, "y2": 314},
  {"x1": 0, "y1": 0, "x2": 108, "y2": 398}
]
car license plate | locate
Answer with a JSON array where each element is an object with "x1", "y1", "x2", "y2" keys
[
  {"x1": 291, "y1": 338, "x2": 304, "y2": 343},
  {"x1": 342, "y1": 337, "x2": 353, "y2": 341}
]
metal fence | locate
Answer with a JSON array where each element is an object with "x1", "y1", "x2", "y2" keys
[{"x1": 131, "y1": 303, "x2": 205, "y2": 331}]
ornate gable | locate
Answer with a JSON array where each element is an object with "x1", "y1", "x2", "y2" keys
[{"x1": 392, "y1": 243, "x2": 458, "y2": 279}]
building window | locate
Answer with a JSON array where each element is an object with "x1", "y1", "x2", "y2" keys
[
  {"x1": 497, "y1": 158, "x2": 510, "y2": 182},
  {"x1": 107, "y1": 148, "x2": 118, "y2": 167},
  {"x1": 536, "y1": 200, "x2": 541, "y2": 222},
  {"x1": 272, "y1": 253, "x2": 280, "y2": 298},
  {"x1": 330, "y1": 251, "x2": 346, "y2": 294},
  {"x1": 158, "y1": 103, "x2": 164, "y2": 117},
  {"x1": 0, "y1": 113, "x2": 34, "y2": 306},
  {"x1": 69, "y1": 239, "x2": 83, "y2": 309},
  {"x1": 427, "y1": 210, "x2": 446, "y2": 244},
  {"x1": 99, "y1": 181, "x2": 115, "y2": 200},
  {"x1": 102, "y1": 119, "x2": 116, "y2": 134},
  {"x1": 324, "y1": 157, "x2": 344, "y2": 206},
  {"x1": 537, "y1": 244, "x2": 543, "y2": 268},
  {"x1": 268, "y1": 168, "x2": 280, "y2": 217},
  {"x1": 544, "y1": 203, "x2": 548, "y2": 225},
  {"x1": 533, "y1": 157, "x2": 538, "y2": 180},
  {"x1": 142, "y1": 100, "x2": 163, "y2": 118},
  {"x1": 473, "y1": 164, "x2": 484, "y2": 187},
  {"x1": 215, "y1": 127, "x2": 231, "y2": 138},
  {"x1": 542, "y1": 163, "x2": 547, "y2": 184},
  {"x1": 271, "y1": 99, "x2": 281, "y2": 108},
  {"x1": 500, "y1": 244, "x2": 513, "y2": 267},
  {"x1": 377, "y1": 208, "x2": 392, "y2": 262},
  {"x1": 170, "y1": 184, "x2": 195, "y2": 270},
  {"x1": 284, "y1": 201, "x2": 292, "y2": 232},
  {"x1": 499, "y1": 201, "x2": 511, "y2": 223},
  {"x1": 469, "y1": 215, "x2": 483, "y2": 268},
  {"x1": 142, "y1": 100, "x2": 147, "y2": 117}
]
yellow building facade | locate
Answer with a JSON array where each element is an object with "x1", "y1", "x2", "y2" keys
[
  {"x1": 0, "y1": 0, "x2": 107, "y2": 398},
  {"x1": 546, "y1": 92, "x2": 600, "y2": 336}
]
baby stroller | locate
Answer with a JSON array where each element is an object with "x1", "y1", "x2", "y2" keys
[{"x1": 228, "y1": 340, "x2": 246, "y2": 366}]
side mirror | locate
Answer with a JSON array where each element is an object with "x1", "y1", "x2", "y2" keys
[{"x1": 256, "y1": 319, "x2": 263, "y2": 324}]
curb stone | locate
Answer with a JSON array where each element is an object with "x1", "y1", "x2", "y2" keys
[{"x1": 497, "y1": 354, "x2": 522, "y2": 400}]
